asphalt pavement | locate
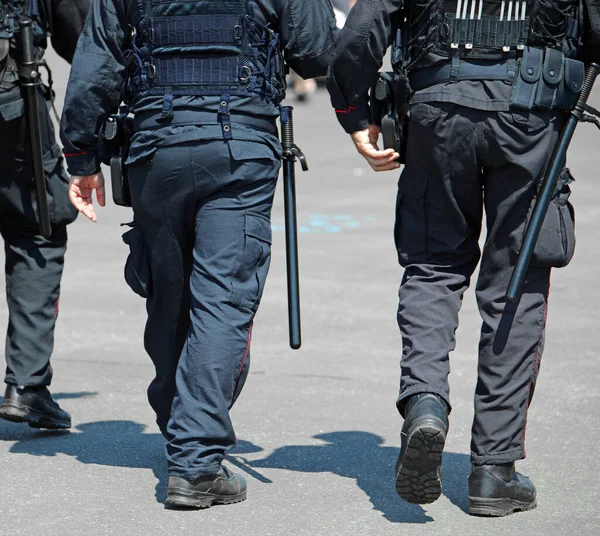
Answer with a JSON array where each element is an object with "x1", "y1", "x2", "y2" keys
[{"x1": 0, "y1": 50, "x2": 598, "y2": 536}]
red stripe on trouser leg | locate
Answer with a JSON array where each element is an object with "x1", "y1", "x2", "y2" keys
[{"x1": 521, "y1": 275, "x2": 551, "y2": 455}]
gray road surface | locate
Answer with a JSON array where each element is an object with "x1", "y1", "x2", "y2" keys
[{"x1": 0, "y1": 51, "x2": 598, "y2": 536}]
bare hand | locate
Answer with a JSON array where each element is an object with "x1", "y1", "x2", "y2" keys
[
  {"x1": 351, "y1": 125, "x2": 401, "y2": 172},
  {"x1": 69, "y1": 173, "x2": 106, "y2": 222}
]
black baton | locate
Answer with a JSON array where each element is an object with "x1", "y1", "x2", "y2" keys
[
  {"x1": 280, "y1": 107, "x2": 307, "y2": 350},
  {"x1": 19, "y1": 18, "x2": 51, "y2": 238},
  {"x1": 506, "y1": 62, "x2": 600, "y2": 302}
]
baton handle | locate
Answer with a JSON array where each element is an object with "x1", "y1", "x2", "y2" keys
[
  {"x1": 506, "y1": 62, "x2": 600, "y2": 302},
  {"x1": 19, "y1": 18, "x2": 52, "y2": 238},
  {"x1": 281, "y1": 107, "x2": 302, "y2": 350}
]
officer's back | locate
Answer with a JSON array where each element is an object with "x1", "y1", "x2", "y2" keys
[{"x1": 61, "y1": 0, "x2": 337, "y2": 509}]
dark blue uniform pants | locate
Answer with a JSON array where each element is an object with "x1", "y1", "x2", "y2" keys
[
  {"x1": 396, "y1": 103, "x2": 563, "y2": 465},
  {"x1": 0, "y1": 87, "x2": 76, "y2": 388},
  {"x1": 127, "y1": 137, "x2": 279, "y2": 478}
]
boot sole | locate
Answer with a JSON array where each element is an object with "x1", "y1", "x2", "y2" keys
[
  {"x1": 469, "y1": 496, "x2": 537, "y2": 517},
  {"x1": 395, "y1": 420, "x2": 446, "y2": 504},
  {"x1": 0, "y1": 402, "x2": 70, "y2": 430},
  {"x1": 165, "y1": 487, "x2": 247, "y2": 509}
]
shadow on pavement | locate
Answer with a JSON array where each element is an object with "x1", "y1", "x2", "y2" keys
[
  {"x1": 1, "y1": 423, "x2": 472, "y2": 516},
  {"x1": 250, "y1": 431, "x2": 471, "y2": 522},
  {"x1": 2, "y1": 421, "x2": 271, "y2": 506},
  {"x1": 0, "y1": 390, "x2": 97, "y2": 404},
  {"x1": 52, "y1": 391, "x2": 99, "y2": 400},
  {"x1": 4, "y1": 420, "x2": 169, "y2": 504}
]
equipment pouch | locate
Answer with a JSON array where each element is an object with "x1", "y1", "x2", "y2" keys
[
  {"x1": 122, "y1": 222, "x2": 153, "y2": 298},
  {"x1": 555, "y1": 58, "x2": 585, "y2": 111},
  {"x1": 511, "y1": 48, "x2": 584, "y2": 112},
  {"x1": 101, "y1": 114, "x2": 133, "y2": 207},
  {"x1": 528, "y1": 168, "x2": 576, "y2": 268},
  {"x1": 535, "y1": 48, "x2": 563, "y2": 109},
  {"x1": 511, "y1": 47, "x2": 543, "y2": 111},
  {"x1": 370, "y1": 72, "x2": 411, "y2": 162}
]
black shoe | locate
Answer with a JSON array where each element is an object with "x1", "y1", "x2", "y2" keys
[
  {"x1": 165, "y1": 467, "x2": 247, "y2": 509},
  {"x1": 468, "y1": 462, "x2": 537, "y2": 517},
  {"x1": 395, "y1": 393, "x2": 449, "y2": 504},
  {"x1": 0, "y1": 384, "x2": 71, "y2": 430}
]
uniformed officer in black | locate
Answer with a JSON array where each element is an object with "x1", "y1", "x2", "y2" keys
[
  {"x1": 328, "y1": 0, "x2": 594, "y2": 516},
  {"x1": 0, "y1": 0, "x2": 89, "y2": 429},
  {"x1": 60, "y1": 0, "x2": 337, "y2": 508}
]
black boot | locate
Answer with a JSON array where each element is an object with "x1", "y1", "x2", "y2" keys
[
  {"x1": 0, "y1": 384, "x2": 71, "y2": 429},
  {"x1": 468, "y1": 462, "x2": 537, "y2": 516},
  {"x1": 166, "y1": 467, "x2": 247, "y2": 509},
  {"x1": 395, "y1": 393, "x2": 449, "y2": 504}
]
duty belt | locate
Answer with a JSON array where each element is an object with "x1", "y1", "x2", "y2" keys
[
  {"x1": 133, "y1": 109, "x2": 278, "y2": 136},
  {"x1": 408, "y1": 47, "x2": 585, "y2": 113},
  {"x1": 409, "y1": 59, "x2": 518, "y2": 91}
]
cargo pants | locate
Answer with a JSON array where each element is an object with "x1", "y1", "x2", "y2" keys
[
  {"x1": 395, "y1": 102, "x2": 565, "y2": 465},
  {"x1": 0, "y1": 87, "x2": 77, "y2": 388},
  {"x1": 126, "y1": 130, "x2": 280, "y2": 478}
]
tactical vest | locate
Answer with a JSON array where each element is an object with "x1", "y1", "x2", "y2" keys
[
  {"x1": 124, "y1": 0, "x2": 286, "y2": 108},
  {"x1": 404, "y1": 0, "x2": 581, "y2": 69},
  {"x1": 0, "y1": 0, "x2": 47, "y2": 88}
]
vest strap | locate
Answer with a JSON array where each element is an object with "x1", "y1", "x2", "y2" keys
[
  {"x1": 218, "y1": 93, "x2": 232, "y2": 140},
  {"x1": 152, "y1": 15, "x2": 244, "y2": 47}
]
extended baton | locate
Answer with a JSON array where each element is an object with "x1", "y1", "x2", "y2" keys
[
  {"x1": 506, "y1": 62, "x2": 600, "y2": 302},
  {"x1": 280, "y1": 107, "x2": 307, "y2": 350},
  {"x1": 19, "y1": 18, "x2": 51, "y2": 238}
]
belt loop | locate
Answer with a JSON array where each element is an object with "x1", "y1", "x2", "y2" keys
[
  {"x1": 218, "y1": 93, "x2": 232, "y2": 140},
  {"x1": 506, "y1": 58, "x2": 518, "y2": 85},
  {"x1": 449, "y1": 52, "x2": 460, "y2": 83},
  {"x1": 158, "y1": 90, "x2": 174, "y2": 122}
]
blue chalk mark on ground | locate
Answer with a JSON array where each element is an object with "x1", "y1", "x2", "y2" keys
[{"x1": 272, "y1": 214, "x2": 375, "y2": 234}]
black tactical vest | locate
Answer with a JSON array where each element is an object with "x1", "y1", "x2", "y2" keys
[
  {"x1": 0, "y1": 0, "x2": 47, "y2": 88},
  {"x1": 124, "y1": 0, "x2": 286, "y2": 106},
  {"x1": 405, "y1": 0, "x2": 581, "y2": 69}
]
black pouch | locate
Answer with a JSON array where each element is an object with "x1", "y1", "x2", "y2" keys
[
  {"x1": 510, "y1": 47, "x2": 543, "y2": 111},
  {"x1": 555, "y1": 57, "x2": 585, "y2": 111},
  {"x1": 528, "y1": 169, "x2": 576, "y2": 268},
  {"x1": 121, "y1": 222, "x2": 153, "y2": 298},
  {"x1": 535, "y1": 48, "x2": 563, "y2": 109},
  {"x1": 511, "y1": 47, "x2": 584, "y2": 112}
]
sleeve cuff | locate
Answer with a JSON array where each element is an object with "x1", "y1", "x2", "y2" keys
[
  {"x1": 64, "y1": 149, "x2": 101, "y2": 177},
  {"x1": 334, "y1": 103, "x2": 370, "y2": 134}
]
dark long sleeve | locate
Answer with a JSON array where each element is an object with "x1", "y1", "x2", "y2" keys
[
  {"x1": 49, "y1": 0, "x2": 91, "y2": 63},
  {"x1": 59, "y1": 0, "x2": 128, "y2": 176},
  {"x1": 327, "y1": 0, "x2": 404, "y2": 133},
  {"x1": 276, "y1": 0, "x2": 338, "y2": 79}
]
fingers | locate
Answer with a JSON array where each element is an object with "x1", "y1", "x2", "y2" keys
[
  {"x1": 356, "y1": 144, "x2": 401, "y2": 171},
  {"x1": 68, "y1": 177, "x2": 98, "y2": 222},
  {"x1": 351, "y1": 128, "x2": 401, "y2": 172}
]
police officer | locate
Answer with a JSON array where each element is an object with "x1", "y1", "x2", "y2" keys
[
  {"x1": 60, "y1": 0, "x2": 337, "y2": 509},
  {"x1": 328, "y1": 0, "x2": 595, "y2": 516},
  {"x1": 0, "y1": 1, "x2": 89, "y2": 429}
]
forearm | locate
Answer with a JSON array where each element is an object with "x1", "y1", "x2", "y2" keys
[
  {"x1": 60, "y1": 0, "x2": 127, "y2": 176},
  {"x1": 326, "y1": 0, "x2": 403, "y2": 133}
]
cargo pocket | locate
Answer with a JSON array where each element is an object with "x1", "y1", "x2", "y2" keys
[
  {"x1": 121, "y1": 222, "x2": 153, "y2": 298},
  {"x1": 529, "y1": 169, "x2": 575, "y2": 268},
  {"x1": 394, "y1": 174, "x2": 428, "y2": 267},
  {"x1": 230, "y1": 212, "x2": 272, "y2": 312}
]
